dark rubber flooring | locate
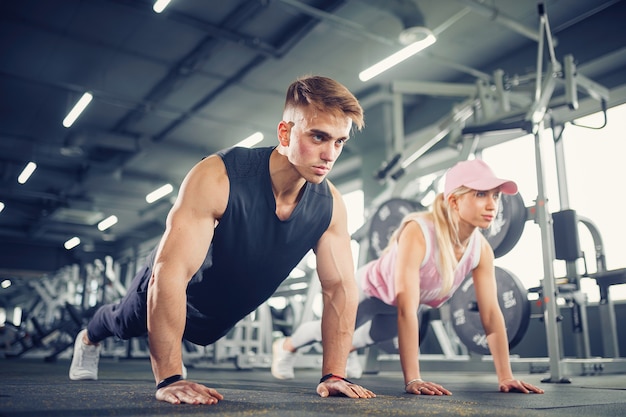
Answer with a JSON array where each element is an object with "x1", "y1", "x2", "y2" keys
[{"x1": 1, "y1": 357, "x2": 625, "y2": 417}]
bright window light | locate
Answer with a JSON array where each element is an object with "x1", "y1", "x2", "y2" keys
[
  {"x1": 0, "y1": 202, "x2": 5, "y2": 213},
  {"x1": 64, "y1": 236, "x2": 81, "y2": 250},
  {"x1": 236, "y1": 131, "x2": 264, "y2": 148},
  {"x1": 97, "y1": 215, "x2": 118, "y2": 231},
  {"x1": 63, "y1": 92, "x2": 93, "y2": 128},
  {"x1": 153, "y1": 0, "x2": 172, "y2": 13},
  {"x1": 306, "y1": 252, "x2": 316, "y2": 269},
  {"x1": 289, "y1": 268, "x2": 306, "y2": 278},
  {"x1": 359, "y1": 34, "x2": 436, "y2": 82},
  {"x1": 17, "y1": 161, "x2": 37, "y2": 184},
  {"x1": 146, "y1": 183, "x2": 173, "y2": 203},
  {"x1": 482, "y1": 102, "x2": 626, "y2": 301},
  {"x1": 289, "y1": 282, "x2": 308, "y2": 291}
]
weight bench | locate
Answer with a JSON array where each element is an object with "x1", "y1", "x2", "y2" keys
[
  {"x1": 552, "y1": 210, "x2": 624, "y2": 359},
  {"x1": 585, "y1": 268, "x2": 626, "y2": 358}
]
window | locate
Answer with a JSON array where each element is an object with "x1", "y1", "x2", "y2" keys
[{"x1": 482, "y1": 102, "x2": 626, "y2": 301}]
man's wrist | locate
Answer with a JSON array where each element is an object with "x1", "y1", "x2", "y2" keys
[
  {"x1": 320, "y1": 373, "x2": 353, "y2": 384},
  {"x1": 156, "y1": 374, "x2": 184, "y2": 390}
]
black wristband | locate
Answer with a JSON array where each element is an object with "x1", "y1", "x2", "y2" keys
[
  {"x1": 319, "y1": 373, "x2": 353, "y2": 384},
  {"x1": 156, "y1": 374, "x2": 183, "y2": 390}
]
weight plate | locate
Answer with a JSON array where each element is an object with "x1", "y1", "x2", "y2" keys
[
  {"x1": 368, "y1": 198, "x2": 423, "y2": 260},
  {"x1": 482, "y1": 192, "x2": 527, "y2": 258},
  {"x1": 270, "y1": 303, "x2": 295, "y2": 336},
  {"x1": 367, "y1": 307, "x2": 431, "y2": 354},
  {"x1": 448, "y1": 266, "x2": 530, "y2": 355}
]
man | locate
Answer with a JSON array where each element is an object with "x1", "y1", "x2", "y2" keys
[{"x1": 69, "y1": 75, "x2": 376, "y2": 405}]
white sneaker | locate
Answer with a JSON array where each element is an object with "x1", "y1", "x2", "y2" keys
[
  {"x1": 346, "y1": 351, "x2": 363, "y2": 379},
  {"x1": 271, "y1": 338, "x2": 296, "y2": 380},
  {"x1": 69, "y1": 329, "x2": 101, "y2": 380}
]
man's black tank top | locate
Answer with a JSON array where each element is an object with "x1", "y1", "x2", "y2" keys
[{"x1": 184, "y1": 146, "x2": 333, "y2": 345}]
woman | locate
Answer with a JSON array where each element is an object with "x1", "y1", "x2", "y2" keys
[{"x1": 272, "y1": 159, "x2": 544, "y2": 395}]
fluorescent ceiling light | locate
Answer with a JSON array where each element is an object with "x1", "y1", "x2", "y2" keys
[
  {"x1": 18, "y1": 162, "x2": 37, "y2": 184},
  {"x1": 153, "y1": 0, "x2": 172, "y2": 13},
  {"x1": 359, "y1": 32, "x2": 436, "y2": 82},
  {"x1": 146, "y1": 184, "x2": 173, "y2": 204},
  {"x1": 63, "y1": 92, "x2": 93, "y2": 128},
  {"x1": 64, "y1": 236, "x2": 81, "y2": 250},
  {"x1": 236, "y1": 132, "x2": 264, "y2": 148},
  {"x1": 0, "y1": 202, "x2": 4, "y2": 213},
  {"x1": 98, "y1": 215, "x2": 118, "y2": 231}
]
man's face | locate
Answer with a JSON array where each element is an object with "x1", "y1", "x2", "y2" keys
[{"x1": 279, "y1": 106, "x2": 352, "y2": 184}]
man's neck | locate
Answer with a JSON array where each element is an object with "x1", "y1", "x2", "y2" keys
[{"x1": 269, "y1": 149, "x2": 307, "y2": 200}]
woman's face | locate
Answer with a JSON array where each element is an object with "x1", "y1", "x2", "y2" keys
[{"x1": 455, "y1": 188, "x2": 501, "y2": 230}]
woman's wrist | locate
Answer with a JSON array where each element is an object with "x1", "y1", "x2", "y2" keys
[
  {"x1": 405, "y1": 378, "x2": 424, "y2": 388},
  {"x1": 499, "y1": 377, "x2": 516, "y2": 384}
]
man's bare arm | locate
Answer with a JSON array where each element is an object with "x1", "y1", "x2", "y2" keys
[
  {"x1": 147, "y1": 155, "x2": 228, "y2": 404},
  {"x1": 314, "y1": 184, "x2": 375, "y2": 399}
]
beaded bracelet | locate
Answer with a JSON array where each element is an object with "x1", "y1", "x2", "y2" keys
[
  {"x1": 156, "y1": 374, "x2": 183, "y2": 390},
  {"x1": 405, "y1": 378, "x2": 424, "y2": 388}
]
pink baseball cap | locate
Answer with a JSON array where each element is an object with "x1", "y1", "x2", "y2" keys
[{"x1": 444, "y1": 159, "x2": 518, "y2": 199}]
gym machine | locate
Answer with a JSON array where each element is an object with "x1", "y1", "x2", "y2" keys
[
  {"x1": 359, "y1": 3, "x2": 626, "y2": 379},
  {"x1": 1, "y1": 265, "x2": 88, "y2": 361}
]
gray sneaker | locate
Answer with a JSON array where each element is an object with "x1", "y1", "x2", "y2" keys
[
  {"x1": 271, "y1": 338, "x2": 296, "y2": 380},
  {"x1": 69, "y1": 329, "x2": 101, "y2": 380}
]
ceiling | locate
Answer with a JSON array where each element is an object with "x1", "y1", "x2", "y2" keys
[{"x1": 1, "y1": 0, "x2": 625, "y2": 278}]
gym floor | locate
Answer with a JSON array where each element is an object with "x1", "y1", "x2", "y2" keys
[{"x1": 1, "y1": 357, "x2": 625, "y2": 417}]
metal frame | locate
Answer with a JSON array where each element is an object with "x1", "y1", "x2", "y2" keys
[{"x1": 359, "y1": 2, "x2": 626, "y2": 380}]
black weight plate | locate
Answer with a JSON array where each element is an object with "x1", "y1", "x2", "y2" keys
[
  {"x1": 368, "y1": 307, "x2": 431, "y2": 354},
  {"x1": 270, "y1": 303, "x2": 295, "y2": 336},
  {"x1": 368, "y1": 198, "x2": 423, "y2": 260},
  {"x1": 448, "y1": 266, "x2": 530, "y2": 355},
  {"x1": 482, "y1": 192, "x2": 527, "y2": 258}
]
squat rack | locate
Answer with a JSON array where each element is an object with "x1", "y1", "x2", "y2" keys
[{"x1": 368, "y1": 2, "x2": 626, "y2": 379}]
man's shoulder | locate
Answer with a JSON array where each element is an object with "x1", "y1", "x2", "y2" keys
[
  {"x1": 310, "y1": 177, "x2": 333, "y2": 199},
  {"x1": 217, "y1": 145, "x2": 273, "y2": 160},
  {"x1": 218, "y1": 146, "x2": 273, "y2": 178}
]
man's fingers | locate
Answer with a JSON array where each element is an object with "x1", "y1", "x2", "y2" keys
[
  {"x1": 341, "y1": 385, "x2": 359, "y2": 398},
  {"x1": 158, "y1": 392, "x2": 181, "y2": 404},
  {"x1": 346, "y1": 383, "x2": 376, "y2": 398},
  {"x1": 206, "y1": 387, "x2": 225, "y2": 400},
  {"x1": 350, "y1": 384, "x2": 376, "y2": 398},
  {"x1": 317, "y1": 380, "x2": 376, "y2": 399},
  {"x1": 155, "y1": 381, "x2": 223, "y2": 405}
]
